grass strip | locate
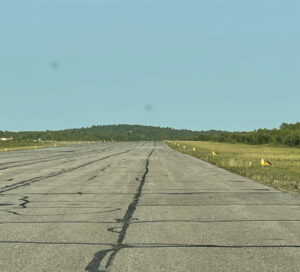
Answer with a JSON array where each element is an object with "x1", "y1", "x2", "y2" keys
[
  {"x1": 166, "y1": 140, "x2": 300, "y2": 193},
  {"x1": 0, "y1": 141, "x2": 89, "y2": 152}
]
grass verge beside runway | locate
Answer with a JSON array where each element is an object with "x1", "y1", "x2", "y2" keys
[
  {"x1": 0, "y1": 141, "x2": 88, "y2": 152},
  {"x1": 166, "y1": 140, "x2": 300, "y2": 193}
]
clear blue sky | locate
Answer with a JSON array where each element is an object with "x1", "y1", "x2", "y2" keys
[{"x1": 1, "y1": 0, "x2": 299, "y2": 132}]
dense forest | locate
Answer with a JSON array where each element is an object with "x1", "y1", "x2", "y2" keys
[
  {"x1": 202, "y1": 122, "x2": 300, "y2": 147},
  {"x1": 0, "y1": 124, "x2": 222, "y2": 142},
  {"x1": 1, "y1": 122, "x2": 300, "y2": 147}
]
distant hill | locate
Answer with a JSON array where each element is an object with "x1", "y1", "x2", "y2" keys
[{"x1": 0, "y1": 124, "x2": 223, "y2": 142}]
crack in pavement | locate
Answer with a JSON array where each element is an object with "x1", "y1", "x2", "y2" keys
[
  {"x1": 85, "y1": 149, "x2": 154, "y2": 272},
  {"x1": 0, "y1": 195, "x2": 30, "y2": 216},
  {"x1": 19, "y1": 196, "x2": 30, "y2": 209},
  {"x1": 107, "y1": 227, "x2": 122, "y2": 234}
]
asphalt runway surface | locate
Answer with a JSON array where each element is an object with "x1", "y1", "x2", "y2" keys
[{"x1": 0, "y1": 142, "x2": 299, "y2": 271}]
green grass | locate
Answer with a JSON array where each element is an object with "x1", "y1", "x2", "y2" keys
[{"x1": 166, "y1": 140, "x2": 300, "y2": 193}]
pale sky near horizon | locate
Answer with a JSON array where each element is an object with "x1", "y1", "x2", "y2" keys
[{"x1": 1, "y1": 0, "x2": 299, "y2": 132}]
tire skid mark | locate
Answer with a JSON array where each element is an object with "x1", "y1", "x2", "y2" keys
[
  {"x1": 100, "y1": 165, "x2": 111, "y2": 172},
  {"x1": 0, "y1": 240, "x2": 113, "y2": 246},
  {"x1": 0, "y1": 143, "x2": 122, "y2": 170},
  {"x1": 0, "y1": 142, "x2": 135, "y2": 171},
  {"x1": 0, "y1": 149, "x2": 133, "y2": 194},
  {"x1": 5, "y1": 210, "x2": 20, "y2": 216},
  {"x1": 0, "y1": 150, "x2": 95, "y2": 171},
  {"x1": 21, "y1": 208, "x2": 122, "y2": 217},
  {"x1": 85, "y1": 149, "x2": 154, "y2": 272},
  {"x1": 0, "y1": 143, "x2": 114, "y2": 163},
  {"x1": 88, "y1": 164, "x2": 111, "y2": 181}
]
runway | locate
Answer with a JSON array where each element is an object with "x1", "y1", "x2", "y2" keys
[{"x1": 0, "y1": 142, "x2": 299, "y2": 271}]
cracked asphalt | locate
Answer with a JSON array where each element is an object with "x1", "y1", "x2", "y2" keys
[{"x1": 0, "y1": 142, "x2": 299, "y2": 272}]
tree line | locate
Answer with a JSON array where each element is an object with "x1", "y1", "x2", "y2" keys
[
  {"x1": 198, "y1": 122, "x2": 300, "y2": 147},
  {"x1": 1, "y1": 123, "x2": 299, "y2": 147},
  {"x1": 0, "y1": 124, "x2": 222, "y2": 142}
]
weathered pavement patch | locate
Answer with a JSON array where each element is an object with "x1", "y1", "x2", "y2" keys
[{"x1": 0, "y1": 142, "x2": 299, "y2": 271}]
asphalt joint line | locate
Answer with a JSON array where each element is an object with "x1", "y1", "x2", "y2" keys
[{"x1": 85, "y1": 149, "x2": 154, "y2": 272}]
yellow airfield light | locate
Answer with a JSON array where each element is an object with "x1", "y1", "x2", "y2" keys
[{"x1": 261, "y1": 158, "x2": 271, "y2": 167}]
